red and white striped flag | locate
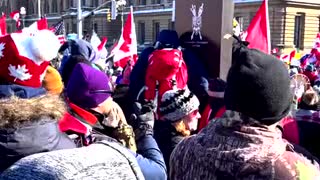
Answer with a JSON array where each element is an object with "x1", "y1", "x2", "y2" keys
[
  {"x1": 50, "y1": 20, "x2": 66, "y2": 44},
  {"x1": 109, "y1": 6, "x2": 138, "y2": 68},
  {"x1": 10, "y1": 11, "x2": 21, "y2": 29}
]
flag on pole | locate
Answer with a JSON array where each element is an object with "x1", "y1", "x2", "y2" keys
[
  {"x1": 23, "y1": 17, "x2": 48, "y2": 34},
  {"x1": 243, "y1": 0, "x2": 271, "y2": 54},
  {"x1": 90, "y1": 30, "x2": 109, "y2": 69},
  {"x1": 110, "y1": 6, "x2": 138, "y2": 68},
  {"x1": 10, "y1": 10, "x2": 21, "y2": 29},
  {"x1": 280, "y1": 50, "x2": 296, "y2": 65},
  {"x1": 0, "y1": 13, "x2": 6, "y2": 36},
  {"x1": 50, "y1": 20, "x2": 66, "y2": 44}
]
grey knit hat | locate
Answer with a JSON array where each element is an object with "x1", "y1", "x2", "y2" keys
[{"x1": 159, "y1": 88, "x2": 200, "y2": 122}]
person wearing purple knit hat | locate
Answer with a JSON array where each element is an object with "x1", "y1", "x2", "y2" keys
[{"x1": 59, "y1": 63, "x2": 167, "y2": 180}]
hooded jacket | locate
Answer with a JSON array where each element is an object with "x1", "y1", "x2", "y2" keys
[
  {"x1": 170, "y1": 111, "x2": 320, "y2": 180},
  {"x1": 0, "y1": 93, "x2": 76, "y2": 172}
]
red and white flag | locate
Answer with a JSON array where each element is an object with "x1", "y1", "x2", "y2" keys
[
  {"x1": 10, "y1": 11, "x2": 21, "y2": 29},
  {"x1": 22, "y1": 18, "x2": 48, "y2": 35},
  {"x1": 280, "y1": 50, "x2": 296, "y2": 64},
  {"x1": 243, "y1": 0, "x2": 271, "y2": 54},
  {"x1": 0, "y1": 14, "x2": 7, "y2": 36},
  {"x1": 28, "y1": 18, "x2": 48, "y2": 31},
  {"x1": 110, "y1": 6, "x2": 138, "y2": 68}
]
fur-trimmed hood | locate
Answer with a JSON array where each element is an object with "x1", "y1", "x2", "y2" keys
[{"x1": 0, "y1": 94, "x2": 66, "y2": 128}]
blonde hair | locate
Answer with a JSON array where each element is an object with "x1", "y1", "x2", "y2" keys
[{"x1": 172, "y1": 120, "x2": 191, "y2": 136}]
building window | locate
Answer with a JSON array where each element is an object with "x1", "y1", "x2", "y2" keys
[
  {"x1": 153, "y1": 21, "x2": 160, "y2": 41},
  {"x1": 94, "y1": 0, "x2": 99, "y2": 7},
  {"x1": 94, "y1": 23, "x2": 98, "y2": 32},
  {"x1": 60, "y1": 0, "x2": 64, "y2": 11},
  {"x1": 66, "y1": 23, "x2": 70, "y2": 33},
  {"x1": 318, "y1": 16, "x2": 320, "y2": 32},
  {"x1": 152, "y1": 0, "x2": 161, "y2": 4},
  {"x1": 28, "y1": 2, "x2": 35, "y2": 14},
  {"x1": 235, "y1": 16, "x2": 244, "y2": 32},
  {"x1": 138, "y1": 22, "x2": 145, "y2": 44},
  {"x1": 52, "y1": 1, "x2": 58, "y2": 13},
  {"x1": 294, "y1": 13, "x2": 305, "y2": 50},
  {"x1": 81, "y1": 0, "x2": 85, "y2": 6},
  {"x1": 44, "y1": 1, "x2": 50, "y2": 13},
  {"x1": 139, "y1": 0, "x2": 146, "y2": 5},
  {"x1": 168, "y1": 19, "x2": 174, "y2": 30},
  {"x1": 72, "y1": 21, "x2": 77, "y2": 33}
]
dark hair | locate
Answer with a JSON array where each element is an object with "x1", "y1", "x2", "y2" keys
[{"x1": 61, "y1": 55, "x2": 92, "y2": 86}]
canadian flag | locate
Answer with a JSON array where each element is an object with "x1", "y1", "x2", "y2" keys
[
  {"x1": 90, "y1": 30, "x2": 109, "y2": 69},
  {"x1": 23, "y1": 18, "x2": 48, "y2": 35},
  {"x1": 110, "y1": 6, "x2": 138, "y2": 68},
  {"x1": 10, "y1": 11, "x2": 21, "y2": 29},
  {"x1": 0, "y1": 14, "x2": 6, "y2": 36},
  {"x1": 280, "y1": 50, "x2": 296, "y2": 64},
  {"x1": 243, "y1": 0, "x2": 271, "y2": 54}
]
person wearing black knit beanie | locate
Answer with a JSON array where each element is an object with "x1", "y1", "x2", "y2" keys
[{"x1": 169, "y1": 37, "x2": 320, "y2": 180}]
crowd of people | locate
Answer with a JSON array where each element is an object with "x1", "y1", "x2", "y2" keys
[{"x1": 0, "y1": 27, "x2": 319, "y2": 180}]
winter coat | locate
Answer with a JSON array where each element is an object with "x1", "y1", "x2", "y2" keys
[
  {"x1": 282, "y1": 110, "x2": 320, "y2": 160},
  {"x1": 154, "y1": 120, "x2": 185, "y2": 173},
  {"x1": 0, "y1": 93, "x2": 76, "y2": 172},
  {"x1": 59, "y1": 102, "x2": 167, "y2": 180},
  {"x1": 0, "y1": 140, "x2": 145, "y2": 180},
  {"x1": 170, "y1": 110, "x2": 320, "y2": 180},
  {"x1": 129, "y1": 46, "x2": 154, "y2": 103},
  {"x1": 129, "y1": 47, "x2": 208, "y2": 110}
]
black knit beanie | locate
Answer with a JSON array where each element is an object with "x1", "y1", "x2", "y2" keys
[{"x1": 224, "y1": 40, "x2": 292, "y2": 125}]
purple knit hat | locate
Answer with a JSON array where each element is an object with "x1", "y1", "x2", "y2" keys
[{"x1": 67, "y1": 63, "x2": 112, "y2": 109}]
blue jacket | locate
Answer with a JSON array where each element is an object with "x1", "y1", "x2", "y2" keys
[{"x1": 134, "y1": 135, "x2": 167, "y2": 180}]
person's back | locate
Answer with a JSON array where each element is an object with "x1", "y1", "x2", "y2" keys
[
  {"x1": 170, "y1": 37, "x2": 320, "y2": 180},
  {"x1": 170, "y1": 113, "x2": 320, "y2": 180},
  {"x1": 1, "y1": 141, "x2": 144, "y2": 180}
]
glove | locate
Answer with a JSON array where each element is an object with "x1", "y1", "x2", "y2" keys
[{"x1": 130, "y1": 100, "x2": 156, "y2": 141}]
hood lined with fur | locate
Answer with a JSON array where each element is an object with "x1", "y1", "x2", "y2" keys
[{"x1": 0, "y1": 94, "x2": 66, "y2": 128}]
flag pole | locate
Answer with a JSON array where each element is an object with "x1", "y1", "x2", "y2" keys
[
  {"x1": 265, "y1": 0, "x2": 271, "y2": 54},
  {"x1": 77, "y1": 0, "x2": 83, "y2": 39},
  {"x1": 38, "y1": 0, "x2": 41, "y2": 19}
]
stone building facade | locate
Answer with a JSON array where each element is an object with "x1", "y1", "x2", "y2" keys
[{"x1": 1, "y1": 0, "x2": 320, "y2": 52}]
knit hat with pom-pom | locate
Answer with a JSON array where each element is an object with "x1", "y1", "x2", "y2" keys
[
  {"x1": 0, "y1": 30, "x2": 61, "y2": 88},
  {"x1": 159, "y1": 88, "x2": 200, "y2": 122}
]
